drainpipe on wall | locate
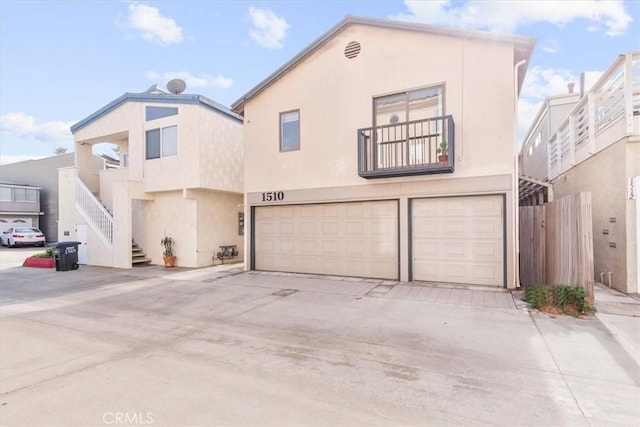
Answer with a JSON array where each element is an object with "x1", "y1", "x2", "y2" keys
[{"x1": 514, "y1": 59, "x2": 527, "y2": 288}]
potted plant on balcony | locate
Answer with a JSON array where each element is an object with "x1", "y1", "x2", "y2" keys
[
  {"x1": 161, "y1": 235, "x2": 176, "y2": 268},
  {"x1": 437, "y1": 141, "x2": 449, "y2": 165}
]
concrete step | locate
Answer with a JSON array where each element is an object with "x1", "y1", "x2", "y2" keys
[{"x1": 131, "y1": 241, "x2": 151, "y2": 265}]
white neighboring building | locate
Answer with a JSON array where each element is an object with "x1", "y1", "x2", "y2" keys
[{"x1": 59, "y1": 87, "x2": 244, "y2": 268}]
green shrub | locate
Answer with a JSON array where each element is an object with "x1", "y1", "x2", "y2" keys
[
  {"x1": 31, "y1": 248, "x2": 54, "y2": 258},
  {"x1": 524, "y1": 285, "x2": 594, "y2": 315}
]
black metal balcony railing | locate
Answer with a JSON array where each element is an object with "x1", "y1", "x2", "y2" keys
[{"x1": 358, "y1": 115, "x2": 455, "y2": 179}]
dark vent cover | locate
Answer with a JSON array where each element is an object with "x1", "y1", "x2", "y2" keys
[{"x1": 344, "y1": 41, "x2": 361, "y2": 59}]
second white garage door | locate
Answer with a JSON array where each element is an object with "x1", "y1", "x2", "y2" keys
[
  {"x1": 254, "y1": 200, "x2": 398, "y2": 279},
  {"x1": 412, "y1": 196, "x2": 504, "y2": 287}
]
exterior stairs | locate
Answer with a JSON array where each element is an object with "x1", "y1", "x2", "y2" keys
[{"x1": 132, "y1": 241, "x2": 151, "y2": 266}]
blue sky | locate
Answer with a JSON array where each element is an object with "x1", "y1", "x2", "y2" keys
[{"x1": 1, "y1": 0, "x2": 638, "y2": 164}]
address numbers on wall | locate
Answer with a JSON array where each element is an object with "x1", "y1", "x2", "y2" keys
[{"x1": 261, "y1": 191, "x2": 285, "y2": 202}]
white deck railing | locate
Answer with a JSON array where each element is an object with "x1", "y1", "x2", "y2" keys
[
  {"x1": 75, "y1": 176, "x2": 113, "y2": 247},
  {"x1": 548, "y1": 52, "x2": 639, "y2": 180}
]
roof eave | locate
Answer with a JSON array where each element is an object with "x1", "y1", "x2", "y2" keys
[{"x1": 71, "y1": 93, "x2": 242, "y2": 134}]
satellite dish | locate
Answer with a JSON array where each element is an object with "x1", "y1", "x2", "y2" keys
[{"x1": 166, "y1": 79, "x2": 186, "y2": 95}]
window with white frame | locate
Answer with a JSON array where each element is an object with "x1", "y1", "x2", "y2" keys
[
  {"x1": 13, "y1": 188, "x2": 37, "y2": 202},
  {"x1": 280, "y1": 110, "x2": 300, "y2": 152},
  {"x1": 146, "y1": 125, "x2": 177, "y2": 159},
  {"x1": 0, "y1": 187, "x2": 11, "y2": 202},
  {"x1": 534, "y1": 131, "x2": 542, "y2": 147}
]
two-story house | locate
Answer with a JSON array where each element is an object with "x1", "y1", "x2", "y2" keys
[
  {"x1": 520, "y1": 52, "x2": 640, "y2": 294},
  {"x1": 232, "y1": 16, "x2": 535, "y2": 288},
  {"x1": 0, "y1": 180, "x2": 43, "y2": 234},
  {"x1": 58, "y1": 86, "x2": 244, "y2": 268}
]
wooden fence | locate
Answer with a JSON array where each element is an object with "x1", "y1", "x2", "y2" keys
[{"x1": 519, "y1": 192, "x2": 594, "y2": 302}]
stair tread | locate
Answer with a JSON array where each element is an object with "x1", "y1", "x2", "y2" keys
[{"x1": 132, "y1": 258, "x2": 152, "y2": 264}]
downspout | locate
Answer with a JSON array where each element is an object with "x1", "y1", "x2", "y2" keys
[{"x1": 514, "y1": 59, "x2": 527, "y2": 288}]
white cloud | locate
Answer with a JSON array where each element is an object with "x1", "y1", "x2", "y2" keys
[
  {"x1": 0, "y1": 112, "x2": 73, "y2": 142},
  {"x1": 121, "y1": 4, "x2": 183, "y2": 46},
  {"x1": 392, "y1": 0, "x2": 632, "y2": 36},
  {"x1": 542, "y1": 38, "x2": 559, "y2": 54},
  {"x1": 521, "y1": 66, "x2": 603, "y2": 100},
  {"x1": 517, "y1": 67, "x2": 604, "y2": 145},
  {"x1": 248, "y1": 7, "x2": 290, "y2": 49},
  {"x1": 147, "y1": 71, "x2": 234, "y2": 89},
  {"x1": 0, "y1": 154, "x2": 46, "y2": 166}
]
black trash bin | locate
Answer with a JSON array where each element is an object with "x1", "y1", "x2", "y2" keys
[{"x1": 49, "y1": 241, "x2": 80, "y2": 271}]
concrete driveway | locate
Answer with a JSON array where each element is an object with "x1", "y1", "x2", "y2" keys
[{"x1": 0, "y1": 260, "x2": 639, "y2": 426}]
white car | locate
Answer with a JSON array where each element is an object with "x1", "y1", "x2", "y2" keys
[{"x1": 1, "y1": 227, "x2": 46, "y2": 247}]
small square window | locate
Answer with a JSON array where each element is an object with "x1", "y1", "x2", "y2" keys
[
  {"x1": 0, "y1": 187, "x2": 11, "y2": 202},
  {"x1": 280, "y1": 110, "x2": 300, "y2": 152},
  {"x1": 146, "y1": 125, "x2": 177, "y2": 159}
]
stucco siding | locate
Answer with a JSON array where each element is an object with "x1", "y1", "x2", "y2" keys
[
  {"x1": 552, "y1": 138, "x2": 638, "y2": 293},
  {"x1": 244, "y1": 24, "x2": 517, "y2": 193},
  {"x1": 139, "y1": 191, "x2": 198, "y2": 267},
  {"x1": 195, "y1": 190, "x2": 244, "y2": 266}
]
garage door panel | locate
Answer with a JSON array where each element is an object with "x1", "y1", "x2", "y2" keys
[
  {"x1": 412, "y1": 196, "x2": 503, "y2": 287},
  {"x1": 444, "y1": 221, "x2": 467, "y2": 235},
  {"x1": 473, "y1": 219, "x2": 500, "y2": 235},
  {"x1": 473, "y1": 265, "x2": 501, "y2": 282},
  {"x1": 255, "y1": 201, "x2": 398, "y2": 280},
  {"x1": 472, "y1": 242, "x2": 501, "y2": 258}
]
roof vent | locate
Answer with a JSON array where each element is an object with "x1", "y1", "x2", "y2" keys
[{"x1": 344, "y1": 41, "x2": 361, "y2": 59}]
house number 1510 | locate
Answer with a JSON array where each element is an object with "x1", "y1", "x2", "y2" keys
[{"x1": 262, "y1": 191, "x2": 284, "y2": 202}]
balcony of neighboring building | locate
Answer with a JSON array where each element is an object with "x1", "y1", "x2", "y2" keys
[
  {"x1": 548, "y1": 52, "x2": 639, "y2": 180},
  {"x1": 0, "y1": 184, "x2": 42, "y2": 214}
]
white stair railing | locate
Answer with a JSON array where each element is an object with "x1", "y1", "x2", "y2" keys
[{"x1": 75, "y1": 177, "x2": 113, "y2": 247}]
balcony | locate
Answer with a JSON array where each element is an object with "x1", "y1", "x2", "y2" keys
[
  {"x1": 358, "y1": 115, "x2": 455, "y2": 179},
  {"x1": 548, "y1": 52, "x2": 639, "y2": 180}
]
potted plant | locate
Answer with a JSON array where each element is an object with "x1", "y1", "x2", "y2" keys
[
  {"x1": 437, "y1": 140, "x2": 449, "y2": 165},
  {"x1": 161, "y1": 235, "x2": 176, "y2": 268}
]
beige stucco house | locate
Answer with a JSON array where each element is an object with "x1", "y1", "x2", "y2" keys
[
  {"x1": 59, "y1": 86, "x2": 244, "y2": 268},
  {"x1": 520, "y1": 52, "x2": 640, "y2": 294},
  {"x1": 232, "y1": 16, "x2": 535, "y2": 289}
]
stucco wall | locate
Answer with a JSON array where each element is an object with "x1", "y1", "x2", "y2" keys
[
  {"x1": 243, "y1": 24, "x2": 517, "y2": 193},
  {"x1": 74, "y1": 101, "x2": 243, "y2": 195},
  {"x1": 134, "y1": 190, "x2": 242, "y2": 268},
  {"x1": 139, "y1": 191, "x2": 198, "y2": 267},
  {"x1": 194, "y1": 190, "x2": 244, "y2": 266},
  {"x1": 552, "y1": 138, "x2": 639, "y2": 293}
]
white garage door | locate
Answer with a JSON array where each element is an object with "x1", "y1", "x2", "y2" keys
[
  {"x1": 254, "y1": 200, "x2": 398, "y2": 279},
  {"x1": 0, "y1": 217, "x2": 32, "y2": 233},
  {"x1": 412, "y1": 196, "x2": 504, "y2": 287}
]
